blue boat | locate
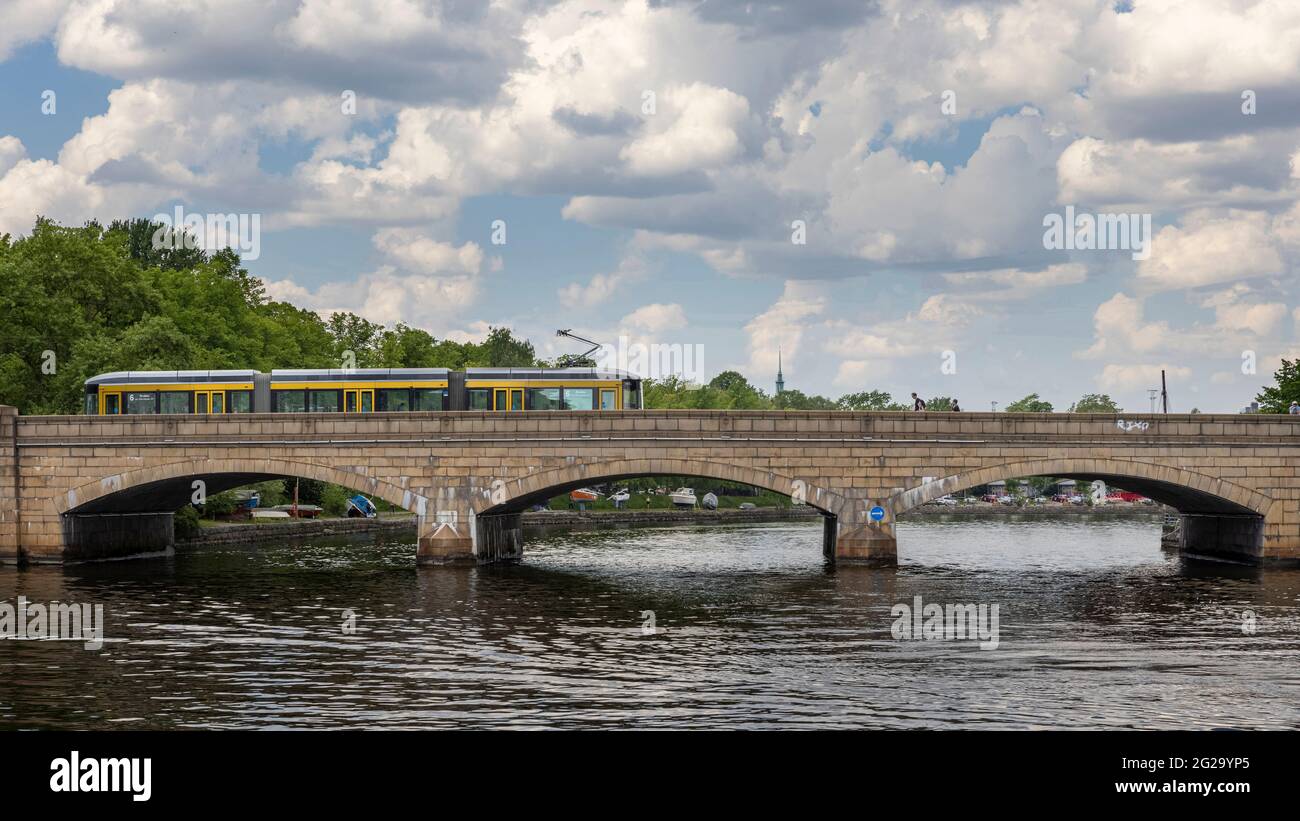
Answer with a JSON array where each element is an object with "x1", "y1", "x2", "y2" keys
[{"x1": 346, "y1": 494, "x2": 377, "y2": 518}]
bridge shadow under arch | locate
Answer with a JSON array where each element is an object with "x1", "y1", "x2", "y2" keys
[
  {"x1": 471, "y1": 457, "x2": 845, "y2": 563},
  {"x1": 476, "y1": 458, "x2": 844, "y2": 517},
  {"x1": 889, "y1": 457, "x2": 1272, "y2": 565},
  {"x1": 893, "y1": 458, "x2": 1271, "y2": 516},
  {"x1": 56, "y1": 458, "x2": 428, "y2": 516},
  {"x1": 54, "y1": 458, "x2": 430, "y2": 561}
]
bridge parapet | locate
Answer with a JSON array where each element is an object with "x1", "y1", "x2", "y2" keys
[
  {"x1": 1, "y1": 406, "x2": 1298, "y2": 567},
  {"x1": 12, "y1": 410, "x2": 1300, "y2": 447}
]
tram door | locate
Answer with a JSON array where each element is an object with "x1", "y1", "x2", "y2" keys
[
  {"x1": 193, "y1": 391, "x2": 225, "y2": 414},
  {"x1": 344, "y1": 389, "x2": 374, "y2": 413},
  {"x1": 493, "y1": 388, "x2": 523, "y2": 411},
  {"x1": 102, "y1": 391, "x2": 122, "y2": 415}
]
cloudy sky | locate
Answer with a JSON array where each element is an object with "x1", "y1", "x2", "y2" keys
[{"x1": 2, "y1": 0, "x2": 1298, "y2": 412}]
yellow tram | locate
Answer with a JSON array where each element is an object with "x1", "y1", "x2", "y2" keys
[{"x1": 83, "y1": 368, "x2": 643, "y2": 414}]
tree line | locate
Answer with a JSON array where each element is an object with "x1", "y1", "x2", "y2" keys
[{"x1": 1, "y1": 218, "x2": 1294, "y2": 415}]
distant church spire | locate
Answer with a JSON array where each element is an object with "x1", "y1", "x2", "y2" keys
[{"x1": 775, "y1": 349, "x2": 785, "y2": 395}]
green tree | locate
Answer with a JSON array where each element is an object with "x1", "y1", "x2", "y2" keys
[
  {"x1": 1069, "y1": 393, "x2": 1121, "y2": 413},
  {"x1": 836, "y1": 390, "x2": 905, "y2": 410},
  {"x1": 1005, "y1": 393, "x2": 1054, "y2": 413},
  {"x1": 106, "y1": 218, "x2": 208, "y2": 272},
  {"x1": 326, "y1": 312, "x2": 387, "y2": 367},
  {"x1": 470, "y1": 326, "x2": 537, "y2": 367},
  {"x1": 926, "y1": 396, "x2": 954, "y2": 411},
  {"x1": 773, "y1": 389, "x2": 837, "y2": 410},
  {"x1": 283, "y1": 478, "x2": 328, "y2": 506},
  {"x1": 377, "y1": 324, "x2": 440, "y2": 367},
  {"x1": 1256, "y1": 358, "x2": 1300, "y2": 413}
]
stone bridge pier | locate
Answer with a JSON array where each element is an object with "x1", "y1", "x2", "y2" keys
[{"x1": 1, "y1": 404, "x2": 1298, "y2": 569}]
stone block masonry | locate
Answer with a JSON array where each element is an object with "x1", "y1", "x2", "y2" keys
[{"x1": 2, "y1": 405, "x2": 1296, "y2": 568}]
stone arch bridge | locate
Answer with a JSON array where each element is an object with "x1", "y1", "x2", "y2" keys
[{"x1": 1, "y1": 405, "x2": 1297, "y2": 567}]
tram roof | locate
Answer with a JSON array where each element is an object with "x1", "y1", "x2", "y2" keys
[
  {"x1": 270, "y1": 368, "x2": 451, "y2": 381},
  {"x1": 465, "y1": 368, "x2": 638, "y2": 380},
  {"x1": 85, "y1": 370, "x2": 259, "y2": 386}
]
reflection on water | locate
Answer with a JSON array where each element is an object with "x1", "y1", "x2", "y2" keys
[{"x1": 1, "y1": 517, "x2": 1297, "y2": 729}]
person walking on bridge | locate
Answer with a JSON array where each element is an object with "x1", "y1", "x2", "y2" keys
[
  {"x1": 911, "y1": 393, "x2": 927, "y2": 411},
  {"x1": 1290, "y1": 400, "x2": 1299, "y2": 415},
  {"x1": 951, "y1": 399, "x2": 961, "y2": 412}
]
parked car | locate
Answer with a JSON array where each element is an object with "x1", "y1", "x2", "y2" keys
[
  {"x1": 1068, "y1": 495, "x2": 1085, "y2": 505},
  {"x1": 998, "y1": 495, "x2": 1018, "y2": 505},
  {"x1": 931, "y1": 495, "x2": 958, "y2": 507}
]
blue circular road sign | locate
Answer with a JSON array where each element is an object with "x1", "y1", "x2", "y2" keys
[{"x1": 869, "y1": 505, "x2": 886, "y2": 521}]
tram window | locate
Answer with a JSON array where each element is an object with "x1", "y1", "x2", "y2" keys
[
  {"x1": 159, "y1": 391, "x2": 190, "y2": 414},
  {"x1": 274, "y1": 391, "x2": 307, "y2": 413},
  {"x1": 104, "y1": 394, "x2": 121, "y2": 415},
  {"x1": 309, "y1": 390, "x2": 341, "y2": 413},
  {"x1": 623, "y1": 383, "x2": 640, "y2": 409},
  {"x1": 600, "y1": 389, "x2": 616, "y2": 410},
  {"x1": 84, "y1": 394, "x2": 97, "y2": 415},
  {"x1": 229, "y1": 391, "x2": 252, "y2": 413},
  {"x1": 413, "y1": 389, "x2": 446, "y2": 411},
  {"x1": 562, "y1": 388, "x2": 595, "y2": 410},
  {"x1": 527, "y1": 387, "x2": 561, "y2": 410},
  {"x1": 468, "y1": 389, "x2": 491, "y2": 410},
  {"x1": 377, "y1": 389, "x2": 410, "y2": 412},
  {"x1": 126, "y1": 392, "x2": 158, "y2": 414}
]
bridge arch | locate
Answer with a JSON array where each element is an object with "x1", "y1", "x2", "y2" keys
[
  {"x1": 56, "y1": 457, "x2": 430, "y2": 517},
  {"x1": 891, "y1": 458, "x2": 1273, "y2": 517},
  {"x1": 475, "y1": 457, "x2": 846, "y2": 516}
]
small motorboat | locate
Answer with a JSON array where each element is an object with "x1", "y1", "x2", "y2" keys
[
  {"x1": 569, "y1": 488, "x2": 601, "y2": 503},
  {"x1": 346, "y1": 495, "x2": 378, "y2": 518},
  {"x1": 701, "y1": 492, "x2": 718, "y2": 510},
  {"x1": 669, "y1": 487, "x2": 697, "y2": 508},
  {"x1": 609, "y1": 489, "x2": 630, "y2": 504},
  {"x1": 251, "y1": 509, "x2": 290, "y2": 520}
]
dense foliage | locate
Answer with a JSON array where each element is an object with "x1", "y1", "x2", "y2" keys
[
  {"x1": 1005, "y1": 393, "x2": 1054, "y2": 413},
  {"x1": 0, "y1": 218, "x2": 535, "y2": 414},
  {"x1": 3, "y1": 218, "x2": 1152, "y2": 417},
  {"x1": 1256, "y1": 358, "x2": 1300, "y2": 413}
]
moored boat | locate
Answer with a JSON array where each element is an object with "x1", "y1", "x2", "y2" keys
[
  {"x1": 669, "y1": 487, "x2": 697, "y2": 508},
  {"x1": 569, "y1": 488, "x2": 601, "y2": 503}
]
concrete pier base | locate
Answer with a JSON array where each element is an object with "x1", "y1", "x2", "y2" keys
[
  {"x1": 1179, "y1": 513, "x2": 1265, "y2": 566},
  {"x1": 61, "y1": 512, "x2": 174, "y2": 561},
  {"x1": 832, "y1": 522, "x2": 898, "y2": 567},
  {"x1": 416, "y1": 519, "x2": 476, "y2": 566}
]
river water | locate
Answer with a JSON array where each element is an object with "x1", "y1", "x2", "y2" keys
[{"x1": 2, "y1": 516, "x2": 1297, "y2": 729}]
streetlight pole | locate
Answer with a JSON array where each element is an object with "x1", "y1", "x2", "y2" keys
[{"x1": 991, "y1": 401, "x2": 998, "y2": 412}]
